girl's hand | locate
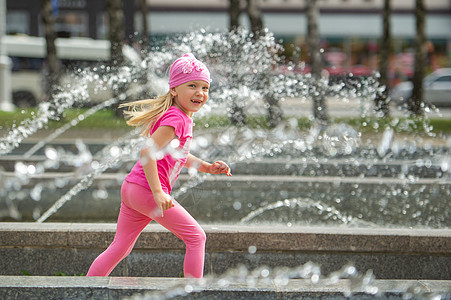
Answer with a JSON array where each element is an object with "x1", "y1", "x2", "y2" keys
[
  {"x1": 153, "y1": 191, "x2": 174, "y2": 217},
  {"x1": 209, "y1": 161, "x2": 232, "y2": 176}
]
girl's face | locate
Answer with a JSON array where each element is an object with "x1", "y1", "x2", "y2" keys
[{"x1": 171, "y1": 80, "x2": 210, "y2": 117}]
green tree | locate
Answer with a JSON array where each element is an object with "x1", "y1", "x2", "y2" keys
[
  {"x1": 408, "y1": 0, "x2": 426, "y2": 116},
  {"x1": 41, "y1": 0, "x2": 59, "y2": 101},
  {"x1": 246, "y1": 0, "x2": 264, "y2": 39},
  {"x1": 106, "y1": 0, "x2": 127, "y2": 117},
  {"x1": 375, "y1": 0, "x2": 391, "y2": 117},
  {"x1": 229, "y1": 0, "x2": 241, "y2": 32},
  {"x1": 246, "y1": 0, "x2": 283, "y2": 127},
  {"x1": 139, "y1": 0, "x2": 149, "y2": 55},
  {"x1": 106, "y1": 0, "x2": 125, "y2": 67},
  {"x1": 306, "y1": 0, "x2": 328, "y2": 124}
]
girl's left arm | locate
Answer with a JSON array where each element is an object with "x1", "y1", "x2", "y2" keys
[{"x1": 186, "y1": 154, "x2": 232, "y2": 176}]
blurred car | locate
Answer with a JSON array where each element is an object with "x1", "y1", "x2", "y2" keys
[
  {"x1": 6, "y1": 35, "x2": 142, "y2": 107},
  {"x1": 391, "y1": 68, "x2": 451, "y2": 107}
]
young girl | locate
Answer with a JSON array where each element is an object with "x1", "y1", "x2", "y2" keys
[{"x1": 86, "y1": 53, "x2": 231, "y2": 278}]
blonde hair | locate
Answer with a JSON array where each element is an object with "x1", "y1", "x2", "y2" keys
[{"x1": 119, "y1": 91, "x2": 173, "y2": 137}]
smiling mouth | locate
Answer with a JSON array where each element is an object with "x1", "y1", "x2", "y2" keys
[{"x1": 191, "y1": 99, "x2": 203, "y2": 104}]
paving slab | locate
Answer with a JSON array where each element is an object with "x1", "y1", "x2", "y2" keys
[{"x1": 0, "y1": 276, "x2": 450, "y2": 300}]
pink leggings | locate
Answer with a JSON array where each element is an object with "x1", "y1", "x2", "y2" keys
[{"x1": 86, "y1": 180, "x2": 206, "y2": 278}]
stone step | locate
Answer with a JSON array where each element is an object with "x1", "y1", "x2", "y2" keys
[
  {"x1": 231, "y1": 159, "x2": 447, "y2": 178},
  {"x1": 4, "y1": 142, "x2": 108, "y2": 157},
  {"x1": 5, "y1": 141, "x2": 448, "y2": 161},
  {"x1": 3, "y1": 173, "x2": 450, "y2": 227},
  {"x1": 0, "y1": 223, "x2": 449, "y2": 281},
  {"x1": 1, "y1": 276, "x2": 450, "y2": 300},
  {"x1": 1, "y1": 156, "x2": 448, "y2": 178}
]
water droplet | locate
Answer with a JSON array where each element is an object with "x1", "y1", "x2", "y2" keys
[
  {"x1": 185, "y1": 166, "x2": 197, "y2": 176},
  {"x1": 345, "y1": 266, "x2": 357, "y2": 276},
  {"x1": 91, "y1": 161, "x2": 100, "y2": 169},
  {"x1": 261, "y1": 268, "x2": 270, "y2": 277},
  {"x1": 311, "y1": 274, "x2": 320, "y2": 284},
  {"x1": 441, "y1": 159, "x2": 449, "y2": 172},
  {"x1": 27, "y1": 165, "x2": 37, "y2": 174},
  {"x1": 30, "y1": 185, "x2": 42, "y2": 201},
  {"x1": 109, "y1": 146, "x2": 121, "y2": 157},
  {"x1": 45, "y1": 147, "x2": 59, "y2": 160},
  {"x1": 15, "y1": 162, "x2": 28, "y2": 175},
  {"x1": 31, "y1": 207, "x2": 41, "y2": 220},
  {"x1": 93, "y1": 189, "x2": 108, "y2": 199},
  {"x1": 170, "y1": 139, "x2": 180, "y2": 149}
]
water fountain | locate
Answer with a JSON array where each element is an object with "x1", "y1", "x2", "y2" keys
[{"x1": 0, "y1": 28, "x2": 449, "y2": 299}]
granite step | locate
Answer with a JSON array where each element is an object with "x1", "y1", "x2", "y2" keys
[
  {"x1": 1, "y1": 276, "x2": 450, "y2": 300},
  {"x1": 1, "y1": 155, "x2": 448, "y2": 178},
  {"x1": 3, "y1": 173, "x2": 449, "y2": 227},
  {"x1": 5, "y1": 141, "x2": 448, "y2": 160},
  {"x1": 0, "y1": 223, "x2": 449, "y2": 280}
]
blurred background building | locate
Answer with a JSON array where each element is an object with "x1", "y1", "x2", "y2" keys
[
  {"x1": 6, "y1": 0, "x2": 451, "y2": 75},
  {"x1": 3, "y1": 0, "x2": 451, "y2": 107}
]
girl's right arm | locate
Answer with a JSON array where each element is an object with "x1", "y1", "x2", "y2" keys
[{"x1": 141, "y1": 125, "x2": 176, "y2": 216}]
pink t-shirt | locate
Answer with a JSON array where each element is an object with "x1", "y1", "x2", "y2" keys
[{"x1": 125, "y1": 106, "x2": 193, "y2": 194}]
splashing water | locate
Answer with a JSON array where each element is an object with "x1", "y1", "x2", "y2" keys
[
  {"x1": 0, "y1": 28, "x2": 449, "y2": 300},
  {"x1": 22, "y1": 97, "x2": 119, "y2": 159},
  {"x1": 36, "y1": 129, "x2": 142, "y2": 223},
  {"x1": 123, "y1": 262, "x2": 445, "y2": 300},
  {"x1": 0, "y1": 28, "x2": 449, "y2": 228},
  {"x1": 239, "y1": 197, "x2": 376, "y2": 227}
]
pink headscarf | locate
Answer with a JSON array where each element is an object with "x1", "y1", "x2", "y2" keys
[{"x1": 168, "y1": 53, "x2": 211, "y2": 88}]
